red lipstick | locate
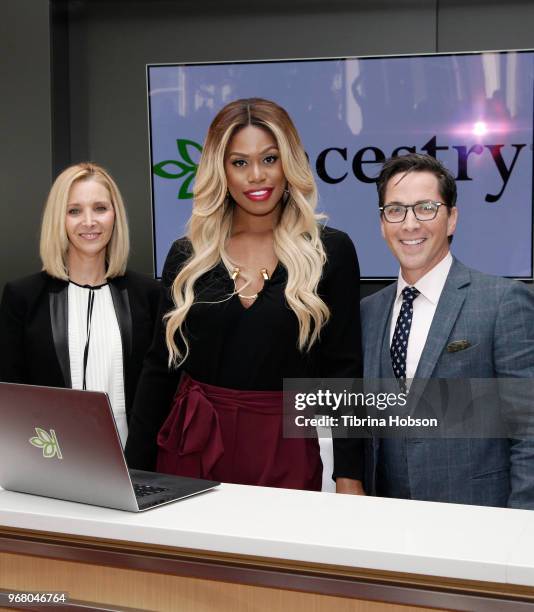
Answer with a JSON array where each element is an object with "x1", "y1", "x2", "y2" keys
[{"x1": 244, "y1": 188, "x2": 274, "y2": 202}]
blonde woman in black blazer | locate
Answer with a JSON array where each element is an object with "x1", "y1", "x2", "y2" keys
[{"x1": 0, "y1": 163, "x2": 160, "y2": 441}]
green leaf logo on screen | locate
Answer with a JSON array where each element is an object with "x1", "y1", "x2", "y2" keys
[
  {"x1": 153, "y1": 139, "x2": 203, "y2": 199},
  {"x1": 29, "y1": 428, "x2": 63, "y2": 460}
]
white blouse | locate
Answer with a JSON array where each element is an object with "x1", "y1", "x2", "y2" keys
[{"x1": 67, "y1": 282, "x2": 127, "y2": 447}]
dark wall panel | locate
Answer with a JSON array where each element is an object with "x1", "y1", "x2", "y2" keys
[
  {"x1": 439, "y1": 0, "x2": 534, "y2": 53},
  {"x1": 1, "y1": 0, "x2": 52, "y2": 288}
]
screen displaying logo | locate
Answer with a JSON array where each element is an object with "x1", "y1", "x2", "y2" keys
[
  {"x1": 29, "y1": 427, "x2": 63, "y2": 460},
  {"x1": 147, "y1": 52, "x2": 534, "y2": 280}
]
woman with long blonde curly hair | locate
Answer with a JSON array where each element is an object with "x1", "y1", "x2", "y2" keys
[{"x1": 126, "y1": 98, "x2": 364, "y2": 493}]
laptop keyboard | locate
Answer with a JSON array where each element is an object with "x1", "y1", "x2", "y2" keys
[{"x1": 133, "y1": 483, "x2": 170, "y2": 498}]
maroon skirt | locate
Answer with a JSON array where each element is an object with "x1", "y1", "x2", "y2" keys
[{"x1": 156, "y1": 374, "x2": 322, "y2": 491}]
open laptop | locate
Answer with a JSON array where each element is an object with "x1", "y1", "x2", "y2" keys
[{"x1": 0, "y1": 382, "x2": 219, "y2": 512}]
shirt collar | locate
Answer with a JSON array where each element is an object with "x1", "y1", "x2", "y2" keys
[{"x1": 396, "y1": 252, "x2": 453, "y2": 305}]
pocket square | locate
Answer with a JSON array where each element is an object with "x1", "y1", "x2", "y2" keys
[{"x1": 447, "y1": 340, "x2": 471, "y2": 353}]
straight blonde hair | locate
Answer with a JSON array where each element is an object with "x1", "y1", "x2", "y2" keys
[
  {"x1": 40, "y1": 162, "x2": 129, "y2": 279},
  {"x1": 165, "y1": 98, "x2": 330, "y2": 366}
]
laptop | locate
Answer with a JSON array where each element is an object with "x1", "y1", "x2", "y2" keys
[{"x1": 0, "y1": 382, "x2": 219, "y2": 512}]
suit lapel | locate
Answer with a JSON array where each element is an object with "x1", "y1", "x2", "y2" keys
[
  {"x1": 49, "y1": 279, "x2": 71, "y2": 387},
  {"x1": 365, "y1": 284, "x2": 396, "y2": 496},
  {"x1": 414, "y1": 259, "x2": 471, "y2": 379},
  {"x1": 363, "y1": 283, "x2": 397, "y2": 496},
  {"x1": 48, "y1": 275, "x2": 133, "y2": 391},
  {"x1": 109, "y1": 277, "x2": 132, "y2": 363},
  {"x1": 365, "y1": 283, "x2": 396, "y2": 378},
  {"x1": 109, "y1": 277, "x2": 132, "y2": 415}
]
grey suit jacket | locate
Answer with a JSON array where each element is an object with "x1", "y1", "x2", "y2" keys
[{"x1": 361, "y1": 258, "x2": 534, "y2": 509}]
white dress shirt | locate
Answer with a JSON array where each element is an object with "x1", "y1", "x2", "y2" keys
[
  {"x1": 68, "y1": 283, "x2": 127, "y2": 447},
  {"x1": 389, "y1": 253, "x2": 453, "y2": 380}
]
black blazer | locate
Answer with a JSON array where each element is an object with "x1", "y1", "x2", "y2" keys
[{"x1": 0, "y1": 270, "x2": 161, "y2": 420}]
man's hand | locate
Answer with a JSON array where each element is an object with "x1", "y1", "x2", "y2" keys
[{"x1": 336, "y1": 478, "x2": 366, "y2": 495}]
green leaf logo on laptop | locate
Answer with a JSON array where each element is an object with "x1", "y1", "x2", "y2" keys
[{"x1": 29, "y1": 428, "x2": 63, "y2": 460}]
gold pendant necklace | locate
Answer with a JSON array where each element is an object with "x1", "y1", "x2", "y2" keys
[{"x1": 232, "y1": 267, "x2": 270, "y2": 300}]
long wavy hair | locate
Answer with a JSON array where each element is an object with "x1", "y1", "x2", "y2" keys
[{"x1": 165, "y1": 98, "x2": 330, "y2": 366}]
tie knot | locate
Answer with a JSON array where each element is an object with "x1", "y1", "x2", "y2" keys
[{"x1": 401, "y1": 286, "x2": 420, "y2": 303}]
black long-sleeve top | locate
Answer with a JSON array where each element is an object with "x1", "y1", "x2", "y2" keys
[{"x1": 125, "y1": 226, "x2": 363, "y2": 479}]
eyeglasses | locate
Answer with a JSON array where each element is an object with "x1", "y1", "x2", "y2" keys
[{"x1": 379, "y1": 200, "x2": 445, "y2": 223}]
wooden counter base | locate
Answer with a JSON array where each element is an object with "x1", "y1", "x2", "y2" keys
[{"x1": 1, "y1": 527, "x2": 533, "y2": 611}]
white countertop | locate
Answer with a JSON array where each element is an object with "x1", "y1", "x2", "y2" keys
[{"x1": 1, "y1": 484, "x2": 534, "y2": 587}]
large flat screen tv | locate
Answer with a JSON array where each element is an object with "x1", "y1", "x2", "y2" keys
[{"x1": 147, "y1": 51, "x2": 533, "y2": 280}]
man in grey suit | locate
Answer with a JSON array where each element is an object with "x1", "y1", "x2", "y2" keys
[{"x1": 361, "y1": 153, "x2": 534, "y2": 509}]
